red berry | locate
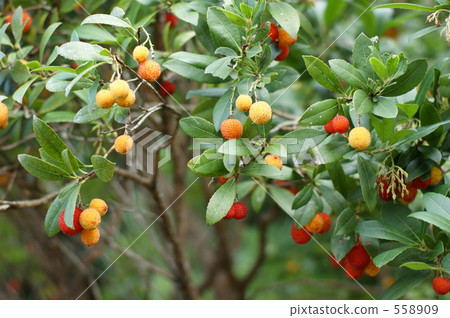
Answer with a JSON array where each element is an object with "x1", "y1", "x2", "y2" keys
[
  {"x1": 329, "y1": 254, "x2": 345, "y2": 268},
  {"x1": 233, "y1": 202, "x2": 248, "y2": 219},
  {"x1": 324, "y1": 120, "x2": 335, "y2": 133},
  {"x1": 224, "y1": 204, "x2": 235, "y2": 219},
  {"x1": 58, "y1": 208, "x2": 83, "y2": 236},
  {"x1": 165, "y1": 13, "x2": 178, "y2": 28},
  {"x1": 378, "y1": 181, "x2": 393, "y2": 201},
  {"x1": 275, "y1": 44, "x2": 289, "y2": 61},
  {"x1": 317, "y1": 213, "x2": 331, "y2": 234},
  {"x1": 159, "y1": 81, "x2": 176, "y2": 96},
  {"x1": 432, "y1": 277, "x2": 450, "y2": 295},
  {"x1": 290, "y1": 224, "x2": 312, "y2": 244},
  {"x1": 267, "y1": 24, "x2": 278, "y2": 43},
  {"x1": 347, "y1": 245, "x2": 370, "y2": 269},
  {"x1": 397, "y1": 181, "x2": 417, "y2": 205},
  {"x1": 412, "y1": 176, "x2": 431, "y2": 190},
  {"x1": 331, "y1": 116, "x2": 350, "y2": 134},
  {"x1": 344, "y1": 260, "x2": 364, "y2": 279},
  {"x1": 218, "y1": 176, "x2": 229, "y2": 185}
]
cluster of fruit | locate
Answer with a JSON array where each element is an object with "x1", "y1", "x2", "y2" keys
[
  {"x1": 266, "y1": 24, "x2": 297, "y2": 61},
  {"x1": 290, "y1": 212, "x2": 331, "y2": 244},
  {"x1": 323, "y1": 115, "x2": 372, "y2": 151},
  {"x1": 96, "y1": 79, "x2": 136, "y2": 110},
  {"x1": 0, "y1": 102, "x2": 9, "y2": 129},
  {"x1": 58, "y1": 199, "x2": 108, "y2": 246},
  {"x1": 378, "y1": 166, "x2": 443, "y2": 204},
  {"x1": 329, "y1": 243, "x2": 380, "y2": 280}
]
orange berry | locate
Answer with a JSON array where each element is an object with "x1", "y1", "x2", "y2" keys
[
  {"x1": 116, "y1": 90, "x2": 136, "y2": 108},
  {"x1": 132, "y1": 45, "x2": 149, "y2": 63},
  {"x1": 0, "y1": 103, "x2": 9, "y2": 129},
  {"x1": 290, "y1": 224, "x2": 312, "y2": 244},
  {"x1": 277, "y1": 28, "x2": 297, "y2": 47},
  {"x1": 114, "y1": 135, "x2": 134, "y2": 154},
  {"x1": 138, "y1": 60, "x2": 161, "y2": 82},
  {"x1": 363, "y1": 259, "x2": 380, "y2": 277},
  {"x1": 6, "y1": 10, "x2": 32, "y2": 34},
  {"x1": 430, "y1": 167, "x2": 443, "y2": 185},
  {"x1": 235, "y1": 94, "x2": 252, "y2": 112},
  {"x1": 95, "y1": 89, "x2": 115, "y2": 109},
  {"x1": 109, "y1": 80, "x2": 130, "y2": 101},
  {"x1": 305, "y1": 213, "x2": 324, "y2": 234},
  {"x1": 432, "y1": 277, "x2": 450, "y2": 295},
  {"x1": 264, "y1": 154, "x2": 282, "y2": 170},
  {"x1": 331, "y1": 115, "x2": 349, "y2": 134},
  {"x1": 81, "y1": 229, "x2": 101, "y2": 246},
  {"x1": 220, "y1": 119, "x2": 243, "y2": 140},
  {"x1": 79, "y1": 208, "x2": 101, "y2": 230},
  {"x1": 249, "y1": 101, "x2": 272, "y2": 124},
  {"x1": 89, "y1": 198, "x2": 108, "y2": 216},
  {"x1": 347, "y1": 245, "x2": 370, "y2": 269},
  {"x1": 317, "y1": 213, "x2": 331, "y2": 234}
]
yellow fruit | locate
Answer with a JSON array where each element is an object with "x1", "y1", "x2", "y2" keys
[
  {"x1": 79, "y1": 208, "x2": 101, "y2": 230},
  {"x1": 430, "y1": 167, "x2": 442, "y2": 185},
  {"x1": 114, "y1": 135, "x2": 134, "y2": 154},
  {"x1": 138, "y1": 60, "x2": 161, "y2": 82},
  {"x1": 0, "y1": 103, "x2": 9, "y2": 129},
  {"x1": 89, "y1": 198, "x2": 108, "y2": 216},
  {"x1": 363, "y1": 259, "x2": 380, "y2": 277},
  {"x1": 348, "y1": 127, "x2": 371, "y2": 151},
  {"x1": 249, "y1": 101, "x2": 272, "y2": 125},
  {"x1": 278, "y1": 28, "x2": 297, "y2": 47},
  {"x1": 305, "y1": 213, "x2": 324, "y2": 234},
  {"x1": 95, "y1": 89, "x2": 115, "y2": 109},
  {"x1": 81, "y1": 229, "x2": 100, "y2": 246},
  {"x1": 264, "y1": 154, "x2": 282, "y2": 170},
  {"x1": 235, "y1": 94, "x2": 252, "y2": 112},
  {"x1": 116, "y1": 90, "x2": 136, "y2": 108},
  {"x1": 132, "y1": 45, "x2": 149, "y2": 63},
  {"x1": 109, "y1": 79, "x2": 130, "y2": 100}
]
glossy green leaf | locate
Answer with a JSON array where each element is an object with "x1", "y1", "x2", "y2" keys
[
  {"x1": 373, "y1": 245, "x2": 412, "y2": 268},
  {"x1": 268, "y1": 2, "x2": 300, "y2": 39},
  {"x1": 180, "y1": 116, "x2": 218, "y2": 138},
  {"x1": 18, "y1": 154, "x2": 70, "y2": 181},
  {"x1": 298, "y1": 99, "x2": 338, "y2": 126},
  {"x1": 92, "y1": 155, "x2": 115, "y2": 182},
  {"x1": 303, "y1": 56, "x2": 344, "y2": 94},
  {"x1": 334, "y1": 207, "x2": 356, "y2": 235},
  {"x1": 329, "y1": 59, "x2": 367, "y2": 89},
  {"x1": 292, "y1": 185, "x2": 313, "y2": 210},
  {"x1": 206, "y1": 178, "x2": 236, "y2": 225},
  {"x1": 81, "y1": 14, "x2": 133, "y2": 28}
]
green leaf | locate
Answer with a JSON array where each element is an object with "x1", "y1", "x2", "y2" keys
[
  {"x1": 42, "y1": 111, "x2": 76, "y2": 123},
  {"x1": 372, "y1": 97, "x2": 398, "y2": 118},
  {"x1": 324, "y1": 0, "x2": 347, "y2": 28},
  {"x1": 382, "y1": 271, "x2": 429, "y2": 300},
  {"x1": 188, "y1": 148, "x2": 228, "y2": 178},
  {"x1": 334, "y1": 207, "x2": 356, "y2": 235},
  {"x1": 171, "y1": 3, "x2": 199, "y2": 26},
  {"x1": 11, "y1": 60, "x2": 30, "y2": 85},
  {"x1": 241, "y1": 162, "x2": 283, "y2": 178},
  {"x1": 206, "y1": 179, "x2": 236, "y2": 225},
  {"x1": 373, "y1": 245, "x2": 412, "y2": 268},
  {"x1": 204, "y1": 56, "x2": 234, "y2": 80},
  {"x1": 442, "y1": 254, "x2": 450, "y2": 272},
  {"x1": 207, "y1": 7, "x2": 242, "y2": 53},
  {"x1": 18, "y1": 154, "x2": 71, "y2": 181},
  {"x1": 353, "y1": 33, "x2": 376, "y2": 79},
  {"x1": 409, "y1": 212, "x2": 450, "y2": 235},
  {"x1": 303, "y1": 56, "x2": 344, "y2": 94},
  {"x1": 218, "y1": 139, "x2": 258, "y2": 157},
  {"x1": 251, "y1": 185, "x2": 267, "y2": 212},
  {"x1": 61, "y1": 149, "x2": 78, "y2": 173},
  {"x1": 11, "y1": 7, "x2": 24, "y2": 42},
  {"x1": 57, "y1": 41, "x2": 111, "y2": 62},
  {"x1": 292, "y1": 185, "x2": 313, "y2": 210},
  {"x1": 40, "y1": 22, "x2": 62, "y2": 62},
  {"x1": 282, "y1": 128, "x2": 327, "y2": 155},
  {"x1": 423, "y1": 193, "x2": 450, "y2": 219},
  {"x1": 315, "y1": 135, "x2": 352, "y2": 164},
  {"x1": 356, "y1": 220, "x2": 418, "y2": 245},
  {"x1": 91, "y1": 155, "x2": 115, "y2": 182},
  {"x1": 164, "y1": 59, "x2": 225, "y2": 84},
  {"x1": 400, "y1": 262, "x2": 433, "y2": 271},
  {"x1": 180, "y1": 117, "x2": 218, "y2": 138},
  {"x1": 298, "y1": 99, "x2": 338, "y2": 126},
  {"x1": 218, "y1": 9, "x2": 247, "y2": 28},
  {"x1": 39, "y1": 93, "x2": 73, "y2": 114},
  {"x1": 33, "y1": 116, "x2": 70, "y2": 161},
  {"x1": 81, "y1": 14, "x2": 133, "y2": 28},
  {"x1": 353, "y1": 89, "x2": 373, "y2": 114},
  {"x1": 186, "y1": 88, "x2": 227, "y2": 99},
  {"x1": 373, "y1": 3, "x2": 435, "y2": 12},
  {"x1": 369, "y1": 57, "x2": 388, "y2": 81},
  {"x1": 329, "y1": 59, "x2": 367, "y2": 89},
  {"x1": 268, "y1": 2, "x2": 300, "y2": 39},
  {"x1": 415, "y1": 58, "x2": 447, "y2": 106},
  {"x1": 65, "y1": 62, "x2": 105, "y2": 96},
  {"x1": 45, "y1": 183, "x2": 81, "y2": 237},
  {"x1": 74, "y1": 105, "x2": 110, "y2": 124},
  {"x1": 331, "y1": 234, "x2": 356, "y2": 262},
  {"x1": 173, "y1": 31, "x2": 196, "y2": 51},
  {"x1": 213, "y1": 89, "x2": 233, "y2": 131},
  {"x1": 391, "y1": 120, "x2": 450, "y2": 148},
  {"x1": 381, "y1": 59, "x2": 428, "y2": 96},
  {"x1": 317, "y1": 184, "x2": 347, "y2": 213},
  {"x1": 371, "y1": 115, "x2": 394, "y2": 143},
  {"x1": 13, "y1": 78, "x2": 38, "y2": 103}
]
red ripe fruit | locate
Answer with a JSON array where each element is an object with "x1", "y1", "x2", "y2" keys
[
  {"x1": 317, "y1": 213, "x2": 331, "y2": 234},
  {"x1": 412, "y1": 176, "x2": 431, "y2": 190},
  {"x1": 378, "y1": 181, "x2": 393, "y2": 201},
  {"x1": 329, "y1": 254, "x2": 344, "y2": 269},
  {"x1": 224, "y1": 205, "x2": 235, "y2": 219},
  {"x1": 159, "y1": 81, "x2": 176, "y2": 96},
  {"x1": 290, "y1": 224, "x2": 312, "y2": 244},
  {"x1": 267, "y1": 24, "x2": 278, "y2": 43},
  {"x1": 397, "y1": 181, "x2": 417, "y2": 205},
  {"x1": 165, "y1": 13, "x2": 179, "y2": 28},
  {"x1": 331, "y1": 116, "x2": 350, "y2": 134},
  {"x1": 233, "y1": 202, "x2": 248, "y2": 219},
  {"x1": 58, "y1": 208, "x2": 83, "y2": 235},
  {"x1": 275, "y1": 44, "x2": 289, "y2": 61},
  {"x1": 344, "y1": 260, "x2": 364, "y2": 279},
  {"x1": 347, "y1": 245, "x2": 370, "y2": 269},
  {"x1": 432, "y1": 277, "x2": 450, "y2": 295},
  {"x1": 217, "y1": 176, "x2": 229, "y2": 185},
  {"x1": 324, "y1": 120, "x2": 335, "y2": 134}
]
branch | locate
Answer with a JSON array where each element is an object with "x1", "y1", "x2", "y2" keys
[{"x1": 0, "y1": 191, "x2": 59, "y2": 212}]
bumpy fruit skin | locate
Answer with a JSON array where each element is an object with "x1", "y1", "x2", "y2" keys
[
  {"x1": 363, "y1": 259, "x2": 380, "y2": 277},
  {"x1": 331, "y1": 116, "x2": 350, "y2": 134},
  {"x1": 278, "y1": 28, "x2": 297, "y2": 47},
  {"x1": 267, "y1": 24, "x2": 278, "y2": 43},
  {"x1": 348, "y1": 127, "x2": 371, "y2": 151},
  {"x1": 317, "y1": 213, "x2": 331, "y2": 234},
  {"x1": 95, "y1": 89, "x2": 115, "y2": 109},
  {"x1": 235, "y1": 94, "x2": 253, "y2": 112},
  {"x1": 81, "y1": 229, "x2": 101, "y2": 246},
  {"x1": 116, "y1": 90, "x2": 136, "y2": 108},
  {"x1": 159, "y1": 81, "x2": 176, "y2": 96},
  {"x1": 347, "y1": 245, "x2": 370, "y2": 269},
  {"x1": 109, "y1": 80, "x2": 130, "y2": 100},
  {"x1": 275, "y1": 44, "x2": 289, "y2": 61},
  {"x1": 114, "y1": 135, "x2": 134, "y2": 154},
  {"x1": 58, "y1": 208, "x2": 83, "y2": 236},
  {"x1": 324, "y1": 120, "x2": 335, "y2": 134},
  {"x1": 264, "y1": 154, "x2": 282, "y2": 170},
  {"x1": 217, "y1": 176, "x2": 229, "y2": 185},
  {"x1": 344, "y1": 261, "x2": 364, "y2": 279},
  {"x1": 430, "y1": 167, "x2": 442, "y2": 185},
  {"x1": 89, "y1": 198, "x2": 108, "y2": 216},
  {"x1": 432, "y1": 277, "x2": 450, "y2": 295},
  {"x1": 132, "y1": 45, "x2": 149, "y2": 63},
  {"x1": 79, "y1": 208, "x2": 101, "y2": 230},
  {"x1": 165, "y1": 13, "x2": 179, "y2": 28},
  {"x1": 224, "y1": 205, "x2": 235, "y2": 219},
  {"x1": 6, "y1": 10, "x2": 32, "y2": 34},
  {"x1": 305, "y1": 213, "x2": 324, "y2": 234},
  {"x1": 0, "y1": 103, "x2": 9, "y2": 129},
  {"x1": 412, "y1": 176, "x2": 431, "y2": 190},
  {"x1": 220, "y1": 119, "x2": 243, "y2": 140},
  {"x1": 233, "y1": 202, "x2": 248, "y2": 219},
  {"x1": 290, "y1": 224, "x2": 312, "y2": 244},
  {"x1": 398, "y1": 182, "x2": 417, "y2": 205},
  {"x1": 378, "y1": 181, "x2": 393, "y2": 201},
  {"x1": 139, "y1": 60, "x2": 161, "y2": 82},
  {"x1": 249, "y1": 101, "x2": 272, "y2": 125}
]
